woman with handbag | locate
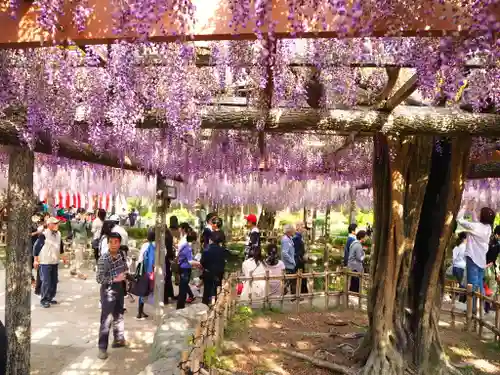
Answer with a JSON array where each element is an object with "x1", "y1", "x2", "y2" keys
[
  {"x1": 176, "y1": 226, "x2": 200, "y2": 309},
  {"x1": 135, "y1": 231, "x2": 156, "y2": 320}
]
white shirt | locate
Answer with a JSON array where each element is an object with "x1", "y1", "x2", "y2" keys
[
  {"x1": 240, "y1": 259, "x2": 267, "y2": 300},
  {"x1": 112, "y1": 225, "x2": 129, "y2": 246},
  {"x1": 91, "y1": 218, "x2": 103, "y2": 240},
  {"x1": 457, "y1": 208, "x2": 491, "y2": 268},
  {"x1": 452, "y1": 243, "x2": 466, "y2": 269}
]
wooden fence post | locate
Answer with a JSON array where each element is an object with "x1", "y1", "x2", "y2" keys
[
  {"x1": 344, "y1": 270, "x2": 350, "y2": 308},
  {"x1": 180, "y1": 350, "x2": 189, "y2": 375},
  {"x1": 496, "y1": 295, "x2": 500, "y2": 342},
  {"x1": 308, "y1": 271, "x2": 314, "y2": 309},
  {"x1": 479, "y1": 293, "x2": 484, "y2": 338},
  {"x1": 280, "y1": 269, "x2": 286, "y2": 311},
  {"x1": 264, "y1": 269, "x2": 270, "y2": 309},
  {"x1": 466, "y1": 284, "x2": 473, "y2": 332},
  {"x1": 295, "y1": 270, "x2": 301, "y2": 313}
]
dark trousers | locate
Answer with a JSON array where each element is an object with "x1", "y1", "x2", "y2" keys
[
  {"x1": 202, "y1": 276, "x2": 220, "y2": 305},
  {"x1": 98, "y1": 283, "x2": 125, "y2": 351},
  {"x1": 453, "y1": 267, "x2": 465, "y2": 288},
  {"x1": 285, "y1": 269, "x2": 296, "y2": 295},
  {"x1": 164, "y1": 259, "x2": 175, "y2": 303},
  {"x1": 39, "y1": 264, "x2": 58, "y2": 304},
  {"x1": 177, "y1": 269, "x2": 192, "y2": 309},
  {"x1": 349, "y1": 275, "x2": 360, "y2": 293},
  {"x1": 296, "y1": 264, "x2": 308, "y2": 294},
  {"x1": 35, "y1": 268, "x2": 42, "y2": 295}
]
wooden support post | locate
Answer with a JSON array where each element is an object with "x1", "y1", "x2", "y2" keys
[
  {"x1": 323, "y1": 205, "x2": 331, "y2": 241},
  {"x1": 311, "y1": 209, "x2": 317, "y2": 242},
  {"x1": 348, "y1": 187, "x2": 356, "y2": 224},
  {"x1": 154, "y1": 174, "x2": 168, "y2": 322},
  {"x1": 227, "y1": 207, "x2": 234, "y2": 242},
  {"x1": 5, "y1": 147, "x2": 34, "y2": 375}
]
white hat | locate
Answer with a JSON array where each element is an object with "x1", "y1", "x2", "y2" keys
[
  {"x1": 47, "y1": 217, "x2": 60, "y2": 224},
  {"x1": 109, "y1": 214, "x2": 120, "y2": 222}
]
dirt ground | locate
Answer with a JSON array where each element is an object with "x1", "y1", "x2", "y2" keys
[{"x1": 219, "y1": 307, "x2": 500, "y2": 375}]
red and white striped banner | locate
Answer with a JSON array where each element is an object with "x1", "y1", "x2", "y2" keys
[{"x1": 53, "y1": 191, "x2": 108, "y2": 210}]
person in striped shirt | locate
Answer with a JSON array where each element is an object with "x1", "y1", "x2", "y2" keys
[{"x1": 96, "y1": 232, "x2": 128, "y2": 360}]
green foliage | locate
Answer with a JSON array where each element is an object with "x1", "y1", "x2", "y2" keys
[
  {"x1": 203, "y1": 345, "x2": 218, "y2": 367},
  {"x1": 276, "y1": 211, "x2": 302, "y2": 226},
  {"x1": 227, "y1": 242, "x2": 245, "y2": 254},
  {"x1": 126, "y1": 197, "x2": 151, "y2": 217},
  {"x1": 126, "y1": 227, "x2": 149, "y2": 239},
  {"x1": 167, "y1": 207, "x2": 197, "y2": 227},
  {"x1": 225, "y1": 306, "x2": 255, "y2": 338},
  {"x1": 314, "y1": 217, "x2": 325, "y2": 226},
  {"x1": 333, "y1": 236, "x2": 347, "y2": 247},
  {"x1": 356, "y1": 210, "x2": 374, "y2": 226}
]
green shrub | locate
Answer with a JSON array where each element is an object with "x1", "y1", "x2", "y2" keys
[
  {"x1": 126, "y1": 227, "x2": 149, "y2": 239},
  {"x1": 333, "y1": 236, "x2": 347, "y2": 247}
]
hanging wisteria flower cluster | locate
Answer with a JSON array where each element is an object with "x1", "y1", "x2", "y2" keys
[{"x1": 0, "y1": 0, "x2": 496, "y2": 203}]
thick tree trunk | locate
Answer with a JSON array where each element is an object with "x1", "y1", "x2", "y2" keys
[
  {"x1": 5, "y1": 147, "x2": 34, "y2": 375},
  {"x1": 154, "y1": 174, "x2": 168, "y2": 322},
  {"x1": 358, "y1": 133, "x2": 433, "y2": 374},
  {"x1": 258, "y1": 208, "x2": 276, "y2": 232},
  {"x1": 358, "y1": 134, "x2": 471, "y2": 375},
  {"x1": 409, "y1": 137, "x2": 471, "y2": 374}
]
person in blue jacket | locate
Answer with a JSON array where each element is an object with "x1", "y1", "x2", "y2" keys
[{"x1": 343, "y1": 224, "x2": 357, "y2": 267}]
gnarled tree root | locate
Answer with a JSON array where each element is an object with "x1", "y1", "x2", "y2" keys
[
  {"x1": 279, "y1": 348, "x2": 355, "y2": 375},
  {"x1": 360, "y1": 346, "x2": 405, "y2": 375}
]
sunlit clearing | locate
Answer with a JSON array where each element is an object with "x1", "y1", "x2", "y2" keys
[
  {"x1": 46, "y1": 321, "x2": 67, "y2": 327},
  {"x1": 439, "y1": 320, "x2": 451, "y2": 328},
  {"x1": 32, "y1": 328, "x2": 52, "y2": 341},
  {"x1": 449, "y1": 346, "x2": 476, "y2": 358},
  {"x1": 466, "y1": 359, "x2": 500, "y2": 373},
  {"x1": 253, "y1": 318, "x2": 271, "y2": 329},
  {"x1": 263, "y1": 356, "x2": 289, "y2": 375},
  {"x1": 247, "y1": 343, "x2": 263, "y2": 352}
]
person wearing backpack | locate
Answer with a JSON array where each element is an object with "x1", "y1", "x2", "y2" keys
[
  {"x1": 347, "y1": 230, "x2": 367, "y2": 293},
  {"x1": 135, "y1": 231, "x2": 156, "y2": 320}
]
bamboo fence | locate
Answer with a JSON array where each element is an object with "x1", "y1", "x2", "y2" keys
[{"x1": 180, "y1": 269, "x2": 500, "y2": 374}]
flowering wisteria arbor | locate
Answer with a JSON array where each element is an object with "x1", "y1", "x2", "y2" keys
[{"x1": 0, "y1": 1, "x2": 498, "y2": 375}]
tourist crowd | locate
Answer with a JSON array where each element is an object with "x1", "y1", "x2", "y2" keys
[{"x1": 15, "y1": 198, "x2": 500, "y2": 362}]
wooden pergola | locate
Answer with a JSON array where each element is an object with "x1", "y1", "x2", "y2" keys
[{"x1": 1, "y1": 2, "x2": 499, "y2": 374}]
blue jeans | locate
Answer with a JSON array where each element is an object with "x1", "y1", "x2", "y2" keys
[
  {"x1": 176, "y1": 268, "x2": 192, "y2": 310},
  {"x1": 39, "y1": 264, "x2": 58, "y2": 304},
  {"x1": 453, "y1": 267, "x2": 465, "y2": 288},
  {"x1": 466, "y1": 257, "x2": 485, "y2": 312}
]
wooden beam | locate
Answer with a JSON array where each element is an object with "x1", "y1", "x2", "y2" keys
[
  {"x1": 0, "y1": 0, "x2": 496, "y2": 47},
  {"x1": 373, "y1": 67, "x2": 400, "y2": 106},
  {"x1": 0, "y1": 118, "x2": 183, "y2": 181},
  {"x1": 468, "y1": 162, "x2": 500, "y2": 180},
  {"x1": 5, "y1": 147, "x2": 34, "y2": 375},
  {"x1": 148, "y1": 106, "x2": 500, "y2": 136},
  {"x1": 381, "y1": 73, "x2": 419, "y2": 112}
]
